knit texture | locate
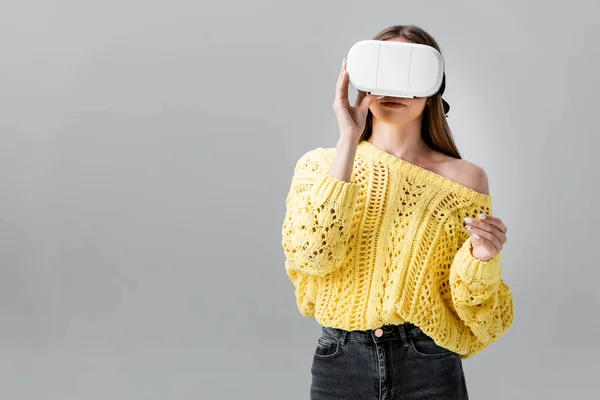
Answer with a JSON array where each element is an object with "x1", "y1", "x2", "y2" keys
[{"x1": 281, "y1": 139, "x2": 514, "y2": 359}]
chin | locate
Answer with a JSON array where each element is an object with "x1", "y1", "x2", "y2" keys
[
  {"x1": 376, "y1": 104, "x2": 425, "y2": 120},
  {"x1": 372, "y1": 111, "x2": 415, "y2": 125}
]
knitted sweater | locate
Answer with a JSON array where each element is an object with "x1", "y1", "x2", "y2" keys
[{"x1": 280, "y1": 139, "x2": 514, "y2": 359}]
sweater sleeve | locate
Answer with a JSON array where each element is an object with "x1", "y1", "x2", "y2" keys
[
  {"x1": 447, "y1": 198, "x2": 515, "y2": 345},
  {"x1": 280, "y1": 148, "x2": 360, "y2": 277}
]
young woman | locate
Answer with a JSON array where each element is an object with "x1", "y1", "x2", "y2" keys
[{"x1": 281, "y1": 25, "x2": 514, "y2": 399}]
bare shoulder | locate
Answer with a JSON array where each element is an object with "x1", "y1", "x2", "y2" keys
[{"x1": 435, "y1": 153, "x2": 491, "y2": 195}]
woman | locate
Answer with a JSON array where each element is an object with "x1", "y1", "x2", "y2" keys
[{"x1": 281, "y1": 25, "x2": 514, "y2": 399}]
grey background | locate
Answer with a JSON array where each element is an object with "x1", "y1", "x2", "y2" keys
[{"x1": 0, "y1": 0, "x2": 597, "y2": 398}]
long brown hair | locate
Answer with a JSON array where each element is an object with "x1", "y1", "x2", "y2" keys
[{"x1": 356, "y1": 25, "x2": 462, "y2": 159}]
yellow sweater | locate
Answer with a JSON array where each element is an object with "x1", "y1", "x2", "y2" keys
[{"x1": 281, "y1": 139, "x2": 514, "y2": 359}]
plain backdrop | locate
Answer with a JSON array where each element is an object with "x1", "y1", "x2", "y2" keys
[{"x1": 0, "y1": 0, "x2": 598, "y2": 399}]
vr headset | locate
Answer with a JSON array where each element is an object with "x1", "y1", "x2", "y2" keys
[{"x1": 346, "y1": 40, "x2": 445, "y2": 99}]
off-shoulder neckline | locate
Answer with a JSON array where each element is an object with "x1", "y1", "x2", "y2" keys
[{"x1": 356, "y1": 139, "x2": 492, "y2": 206}]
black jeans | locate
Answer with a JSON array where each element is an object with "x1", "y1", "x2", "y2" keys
[{"x1": 310, "y1": 322, "x2": 469, "y2": 400}]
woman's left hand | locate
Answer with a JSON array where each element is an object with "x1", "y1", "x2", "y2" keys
[{"x1": 463, "y1": 214, "x2": 508, "y2": 261}]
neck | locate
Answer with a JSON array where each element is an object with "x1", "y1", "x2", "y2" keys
[{"x1": 369, "y1": 115, "x2": 431, "y2": 163}]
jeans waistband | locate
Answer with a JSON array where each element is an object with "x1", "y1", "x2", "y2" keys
[{"x1": 321, "y1": 322, "x2": 426, "y2": 344}]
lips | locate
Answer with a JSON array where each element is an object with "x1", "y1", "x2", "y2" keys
[
  {"x1": 379, "y1": 98, "x2": 407, "y2": 106},
  {"x1": 380, "y1": 100, "x2": 407, "y2": 108}
]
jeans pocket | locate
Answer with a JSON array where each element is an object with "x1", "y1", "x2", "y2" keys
[
  {"x1": 408, "y1": 335, "x2": 456, "y2": 359},
  {"x1": 313, "y1": 335, "x2": 342, "y2": 360}
]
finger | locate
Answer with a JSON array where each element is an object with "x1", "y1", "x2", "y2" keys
[
  {"x1": 359, "y1": 93, "x2": 377, "y2": 111},
  {"x1": 340, "y1": 68, "x2": 349, "y2": 102},
  {"x1": 466, "y1": 216, "x2": 504, "y2": 237},
  {"x1": 334, "y1": 59, "x2": 344, "y2": 106},
  {"x1": 468, "y1": 224, "x2": 503, "y2": 250},
  {"x1": 337, "y1": 58, "x2": 345, "y2": 85},
  {"x1": 468, "y1": 216, "x2": 508, "y2": 244},
  {"x1": 471, "y1": 220, "x2": 506, "y2": 244},
  {"x1": 478, "y1": 214, "x2": 508, "y2": 234},
  {"x1": 336, "y1": 59, "x2": 349, "y2": 103}
]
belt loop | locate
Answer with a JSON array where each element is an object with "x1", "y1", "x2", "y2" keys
[
  {"x1": 399, "y1": 323, "x2": 408, "y2": 347},
  {"x1": 339, "y1": 329, "x2": 348, "y2": 345}
]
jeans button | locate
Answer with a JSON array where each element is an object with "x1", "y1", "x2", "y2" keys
[{"x1": 374, "y1": 328, "x2": 383, "y2": 337}]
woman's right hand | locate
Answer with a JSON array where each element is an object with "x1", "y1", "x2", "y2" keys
[{"x1": 333, "y1": 58, "x2": 378, "y2": 143}]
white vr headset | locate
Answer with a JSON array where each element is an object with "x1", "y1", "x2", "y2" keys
[{"x1": 346, "y1": 40, "x2": 445, "y2": 99}]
